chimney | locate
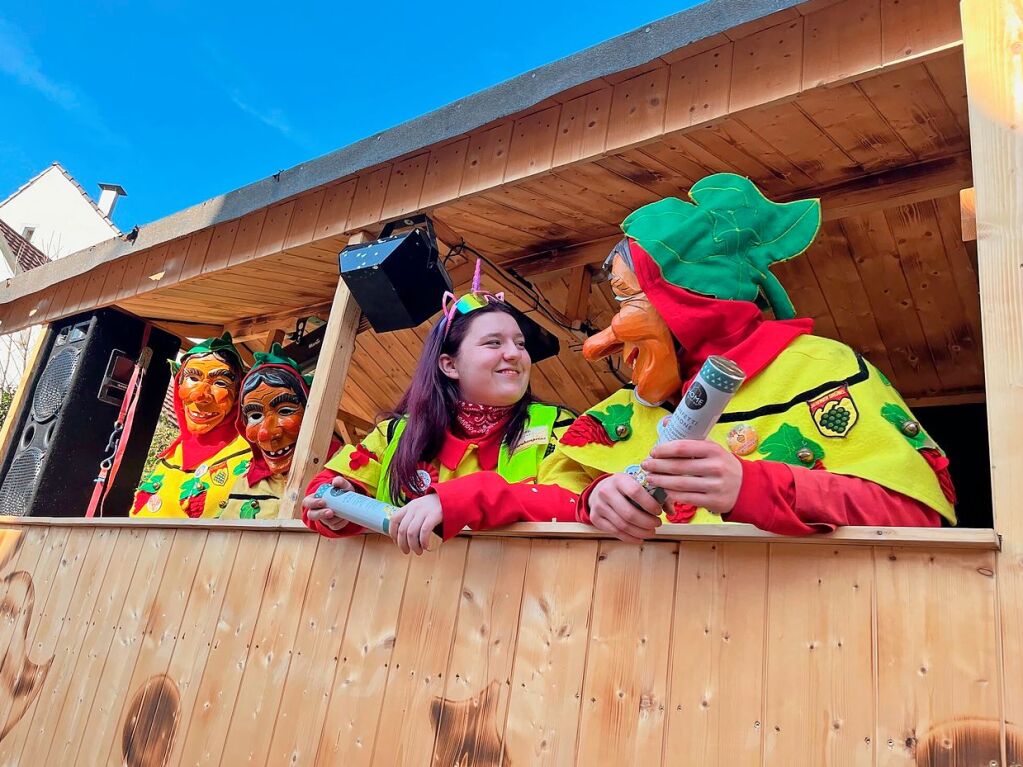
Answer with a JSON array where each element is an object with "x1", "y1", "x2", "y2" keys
[{"x1": 96, "y1": 183, "x2": 127, "y2": 219}]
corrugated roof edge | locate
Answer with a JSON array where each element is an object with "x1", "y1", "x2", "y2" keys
[{"x1": 0, "y1": 0, "x2": 802, "y2": 306}]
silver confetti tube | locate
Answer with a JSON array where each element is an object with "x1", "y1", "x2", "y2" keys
[
  {"x1": 628, "y1": 355, "x2": 746, "y2": 503},
  {"x1": 313, "y1": 484, "x2": 442, "y2": 549}
]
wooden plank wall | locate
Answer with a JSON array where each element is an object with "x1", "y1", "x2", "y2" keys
[{"x1": 0, "y1": 522, "x2": 1008, "y2": 766}]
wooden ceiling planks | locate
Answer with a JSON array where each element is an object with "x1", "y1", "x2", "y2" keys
[
  {"x1": 513, "y1": 174, "x2": 633, "y2": 232},
  {"x1": 839, "y1": 211, "x2": 944, "y2": 394},
  {"x1": 596, "y1": 150, "x2": 696, "y2": 200},
  {"x1": 884, "y1": 199, "x2": 984, "y2": 390},
  {"x1": 804, "y1": 222, "x2": 896, "y2": 374},
  {"x1": 924, "y1": 51, "x2": 970, "y2": 136},
  {"x1": 734, "y1": 102, "x2": 860, "y2": 186},
  {"x1": 856, "y1": 66, "x2": 968, "y2": 162},
  {"x1": 792, "y1": 84, "x2": 916, "y2": 172},
  {"x1": 773, "y1": 254, "x2": 842, "y2": 340}
]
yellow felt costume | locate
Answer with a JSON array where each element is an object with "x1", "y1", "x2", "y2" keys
[
  {"x1": 543, "y1": 335, "x2": 955, "y2": 525},
  {"x1": 132, "y1": 436, "x2": 252, "y2": 519}
]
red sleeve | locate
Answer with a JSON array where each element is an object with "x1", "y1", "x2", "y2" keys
[
  {"x1": 725, "y1": 460, "x2": 942, "y2": 535},
  {"x1": 576, "y1": 473, "x2": 611, "y2": 526},
  {"x1": 302, "y1": 467, "x2": 371, "y2": 539},
  {"x1": 430, "y1": 472, "x2": 582, "y2": 540}
]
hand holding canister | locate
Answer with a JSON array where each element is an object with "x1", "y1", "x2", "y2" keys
[
  {"x1": 628, "y1": 355, "x2": 746, "y2": 504},
  {"x1": 312, "y1": 484, "x2": 442, "y2": 550}
]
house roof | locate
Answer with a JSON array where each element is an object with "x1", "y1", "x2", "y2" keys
[
  {"x1": 0, "y1": 218, "x2": 50, "y2": 273},
  {"x1": 0, "y1": 162, "x2": 121, "y2": 237}
]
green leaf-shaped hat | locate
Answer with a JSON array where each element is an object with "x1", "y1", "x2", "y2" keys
[
  {"x1": 173, "y1": 331, "x2": 245, "y2": 375},
  {"x1": 250, "y1": 343, "x2": 313, "y2": 387},
  {"x1": 621, "y1": 173, "x2": 821, "y2": 319}
]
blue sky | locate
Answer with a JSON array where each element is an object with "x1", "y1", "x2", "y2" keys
[{"x1": 0, "y1": 1, "x2": 700, "y2": 232}]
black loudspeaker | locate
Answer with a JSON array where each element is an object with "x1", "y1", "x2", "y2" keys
[
  {"x1": 0, "y1": 308, "x2": 180, "y2": 517},
  {"x1": 339, "y1": 219, "x2": 452, "y2": 333}
]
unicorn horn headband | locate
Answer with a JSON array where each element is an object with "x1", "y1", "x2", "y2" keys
[{"x1": 440, "y1": 259, "x2": 505, "y2": 340}]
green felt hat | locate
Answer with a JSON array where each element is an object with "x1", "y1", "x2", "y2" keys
[
  {"x1": 173, "y1": 332, "x2": 245, "y2": 375},
  {"x1": 250, "y1": 343, "x2": 313, "y2": 387},
  {"x1": 621, "y1": 173, "x2": 821, "y2": 319}
]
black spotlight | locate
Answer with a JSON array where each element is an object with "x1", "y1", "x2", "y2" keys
[{"x1": 339, "y1": 215, "x2": 453, "y2": 333}]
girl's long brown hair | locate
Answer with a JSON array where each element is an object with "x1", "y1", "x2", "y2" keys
[{"x1": 383, "y1": 301, "x2": 534, "y2": 504}]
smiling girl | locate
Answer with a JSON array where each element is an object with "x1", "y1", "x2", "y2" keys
[{"x1": 302, "y1": 264, "x2": 582, "y2": 553}]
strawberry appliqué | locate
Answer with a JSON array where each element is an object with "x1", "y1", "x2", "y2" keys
[
  {"x1": 349, "y1": 443, "x2": 379, "y2": 471},
  {"x1": 560, "y1": 403, "x2": 634, "y2": 447},
  {"x1": 179, "y1": 477, "x2": 210, "y2": 519}
]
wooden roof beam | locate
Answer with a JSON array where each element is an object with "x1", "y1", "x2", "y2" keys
[{"x1": 224, "y1": 300, "x2": 333, "y2": 343}]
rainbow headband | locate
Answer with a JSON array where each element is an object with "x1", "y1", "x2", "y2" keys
[{"x1": 441, "y1": 259, "x2": 505, "y2": 341}]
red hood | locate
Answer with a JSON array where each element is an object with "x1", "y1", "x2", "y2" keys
[
  {"x1": 631, "y1": 241, "x2": 813, "y2": 387},
  {"x1": 161, "y1": 370, "x2": 243, "y2": 470}
]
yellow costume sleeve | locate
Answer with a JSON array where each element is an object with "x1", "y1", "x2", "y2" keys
[
  {"x1": 323, "y1": 420, "x2": 393, "y2": 497},
  {"x1": 539, "y1": 408, "x2": 603, "y2": 493}
]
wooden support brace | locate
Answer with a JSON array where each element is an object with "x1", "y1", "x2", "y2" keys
[
  {"x1": 338, "y1": 408, "x2": 374, "y2": 433},
  {"x1": 263, "y1": 328, "x2": 287, "y2": 351},
  {"x1": 278, "y1": 234, "x2": 366, "y2": 519},
  {"x1": 334, "y1": 418, "x2": 353, "y2": 444},
  {"x1": 564, "y1": 266, "x2": 592, "y2": 323},
  {"x1": 235, "y1": 341, "x2": 256, "y2": 368},
  {"x1": 224, "y1": 299, "x2": 333, "y2": 342}
]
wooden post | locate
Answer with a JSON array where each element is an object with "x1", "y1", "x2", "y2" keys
[
  {"x1": 0, "y1": 325, "x2": 48, "y2": 470},
  {"x1": 961, "y1": 0, "x2": 1023, "y2": 757},
  {"x1": 277, "y1": 234, "x2": 366, "y2": 519}
]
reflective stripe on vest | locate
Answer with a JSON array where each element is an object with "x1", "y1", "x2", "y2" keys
[{"x1": 376, "y1": 403, "x2": 560, "y2": 505}]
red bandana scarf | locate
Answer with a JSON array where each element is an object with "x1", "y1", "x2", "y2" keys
[{"x1": 454, "y1": 401, "x2": 513, "y2": 438}]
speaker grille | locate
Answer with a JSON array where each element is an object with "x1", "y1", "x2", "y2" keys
[
  {"x1": 0, "y1": 447, "x2": 44, "y2": 516},
  {"x1": 32, "y1": 347, "x2": 80, "y2": 423}
]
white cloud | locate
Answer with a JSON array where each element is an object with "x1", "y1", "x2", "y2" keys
[
  {"x1": 0, "y1": 16, "x2": 122, "y2": 144},
  {"x1": 228, "y1": 91, "x2": 317, "y2": 151},
  {"x1": 197, "y1": 38, "x2": 317, "y2": 153}
]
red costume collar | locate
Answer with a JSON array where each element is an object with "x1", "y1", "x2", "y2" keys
[
  {"x1": 632, "y1": 242, "x2": 813, "y2": 389},
  {"x1": 437, "y1": 417, "x2": 508, "y2": 471}
]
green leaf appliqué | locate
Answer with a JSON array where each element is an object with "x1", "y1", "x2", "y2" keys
[{"x1": 757, "y1": 424, "x2": 825, "y2": 467}]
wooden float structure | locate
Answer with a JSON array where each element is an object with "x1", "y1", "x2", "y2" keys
[{"x1": 0, "y1": 0, "x2": 1017, "y2": 763}]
